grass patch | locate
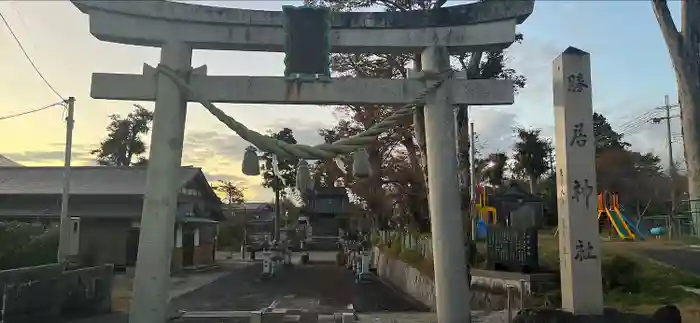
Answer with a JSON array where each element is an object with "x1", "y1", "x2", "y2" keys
[
  {"x1": 537, "y1": 233, "x2": 700, "y2": 314},
  {"x1": 678, "y1": 235, "x2": 700, "y2": 245}
]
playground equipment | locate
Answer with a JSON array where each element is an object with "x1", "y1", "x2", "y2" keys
[
  {"x1": 474, "y1": 183, "x2": 544, "y2": 230},
  {"x1": 673, "y1": 199, "x2": 699, "y2": 237},
  {"x1": 597, "y1": 192, "x2": 645, "y2": 241},
  {"x1": 475, "y1": 185, "x2": 498, "y2": 225}
]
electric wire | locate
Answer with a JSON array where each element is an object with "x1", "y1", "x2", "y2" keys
[
  {"x1": 595, "y1": 109, "x2": 659, "y2": 147},
  {"x1": 0, "y1": 11, "x2": 65, "y2": 101},
  {"x1": 0, "y1": 101, "x2": 65, "y2": 121}
]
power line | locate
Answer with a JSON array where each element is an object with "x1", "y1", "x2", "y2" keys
[
  {"x1": 617, "y1": 110, "x2": 660, "y2": 134},
  {"x1": 0, "y1": 101, "x2": 65, "y2": 121},
  {"x1": 0, "y1": 11, "x2": 65, "y2": 101},
  {"x1": 594, "y1": 109, "x2": 660, "y2": 147}
]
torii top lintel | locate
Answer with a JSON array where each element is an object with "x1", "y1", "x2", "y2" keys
[{"x1": 71, "y1": 0, "x2": 534, "y2": 54}]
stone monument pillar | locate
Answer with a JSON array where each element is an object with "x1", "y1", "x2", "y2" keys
[{"x1": 553, "y1": 47, "x2": 604, "y2": 315}]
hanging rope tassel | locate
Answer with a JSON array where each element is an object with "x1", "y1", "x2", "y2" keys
[
  {"x1": 296, "y1": 160, "x2": 311, "y2": 194},
  {"x1": 352, "y1": 148, "x2": 371, "y2": 178},
  {"x1": 242, "y1": 146, "x2": 261, "y2": 176}
]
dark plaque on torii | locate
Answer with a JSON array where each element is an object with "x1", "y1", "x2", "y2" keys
[{"x1": 283, "y1": 6, "x2": 332, "y2": 81}]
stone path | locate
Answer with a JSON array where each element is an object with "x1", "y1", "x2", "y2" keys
[
  {"x1": 168, "y1": 253, "x2": 423, "y2": 315},
  {"x1": 66, "y1": 252, "x2": 424, "y2": 323}
]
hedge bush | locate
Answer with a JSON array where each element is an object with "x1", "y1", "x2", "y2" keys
[{"x1": 0, "y1": 222, "x2": 58, "y2": 270}]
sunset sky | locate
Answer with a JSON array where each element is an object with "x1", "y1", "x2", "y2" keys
[{"x1": 0, "y1": 1, "x2": 685, "y2": 201}]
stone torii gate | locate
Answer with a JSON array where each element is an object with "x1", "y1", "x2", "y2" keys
[{"x1": 72, "y1": 1, "x2": 533, "y2": 323}]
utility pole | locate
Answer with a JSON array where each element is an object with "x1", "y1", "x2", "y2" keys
[
  {"x1": 468, "y1": 120, "x2": 477, "y2": 239},
  {"x1": 454, "y1": 106, "x2": 464, "y2": 191},
  {"x1": 274, "y1": 176, "x2": 281, "y2": 242},
  {"x1": 652, "y1": 94, "x2": 680, "y2": 237},
  {"x1": 58, "y1": 97, "x2": 75, "y2": 262}
]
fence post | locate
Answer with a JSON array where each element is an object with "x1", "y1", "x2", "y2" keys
[
  {"x1": 519, "y1": 279, "x2": 526, "y2": 310},
  {"x1": 506, "y1": 285, "x2": 513, "y2": 322}
]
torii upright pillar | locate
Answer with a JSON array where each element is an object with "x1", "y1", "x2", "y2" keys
[
  {"x1": 129, "y1": 41, "x2": 192, "y2": 323},
  {"x1": 553, "y1": 47, "x2": 604, "y2": 315},
  {"x1": 422, "y1": 46, "x2": 471, "y2": 323}
]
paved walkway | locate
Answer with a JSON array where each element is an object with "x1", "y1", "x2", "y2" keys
[
  {"x1": 67, "y1": 252, "x2": 424, "y2": 323},
  {"x1": 643, "y1": 247, "x2": 700, "y2": 275}
]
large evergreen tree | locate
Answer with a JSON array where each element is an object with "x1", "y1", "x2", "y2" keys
[
  {"x1": 91, "y1": 104, "x2": 153, "y2": 166},
  {"x1": 512, "y1": 127, "x2": 552, "y2": 194},
  {"x1": 593, "y1": 112, "x2": 630, "y2": 154},
  {"x1": 260, "y1": 128, "x2": 298, "y2": 197}
]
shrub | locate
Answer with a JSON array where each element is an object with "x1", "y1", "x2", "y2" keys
[
  {"x1": 385, "y1": 234, "x2": 403, "y2": 257},
  {"x1": 0, "y1": 222, "x2": 58, "y2": 270},
  {"x1": 602, "y1": 255, "x2": 640, "y2": 293},
  {"x1": 217, "y1": 223, "x2": 244, "y2": 250}
]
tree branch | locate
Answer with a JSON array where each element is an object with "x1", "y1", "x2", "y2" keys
[{"x1": 652, "y1": 0, "x2": 684, "y2": 61}]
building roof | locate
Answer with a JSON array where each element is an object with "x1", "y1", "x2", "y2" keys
[
  {"x1": 0, "y1": 155, "x2": 22, "y2": 167},
  {"x1": 224, "y1": 202, "x2": 273, "y2": 212},
  {"x1": 0, "y1": 166, "x2": 201, "y2": 195}
]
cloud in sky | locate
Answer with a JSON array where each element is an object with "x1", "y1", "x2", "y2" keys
[{"x1": 180, "y1": 119, "x2": 331, "y2": 201}]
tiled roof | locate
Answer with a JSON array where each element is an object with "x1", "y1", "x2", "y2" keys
[
  {"x1": 224, "y1": 202, "x2": 273, "y2": 212},
  {"x1": 0, "y1": 155, "x2": 22, "y2": 167},
  {"x1": 0, "y1": 166, "x2": 201, "y2": 195}
]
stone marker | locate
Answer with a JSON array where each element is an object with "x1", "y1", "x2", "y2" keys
[{"x1": 552, "y1": 47, "x2": 604, "y2": 315}]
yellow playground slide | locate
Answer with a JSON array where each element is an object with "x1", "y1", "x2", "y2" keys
[{"x1": 601, "y1": 208, "x2": 635, "y2": 240}]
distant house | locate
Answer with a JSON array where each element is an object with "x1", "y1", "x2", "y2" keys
[
  {"x1": 0, "y1": 166, "x2": 222, "y2": 272},
  {"x1": 223, "y1": 202, "x2": 275, "y2": 221},
  {"x1": 221, "y1": 202, "x2": 276, "y2": 248}
]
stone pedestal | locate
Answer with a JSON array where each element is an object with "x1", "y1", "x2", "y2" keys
[{"x1": 552, "y1": 47, "x2": 604, "y2": 315}]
